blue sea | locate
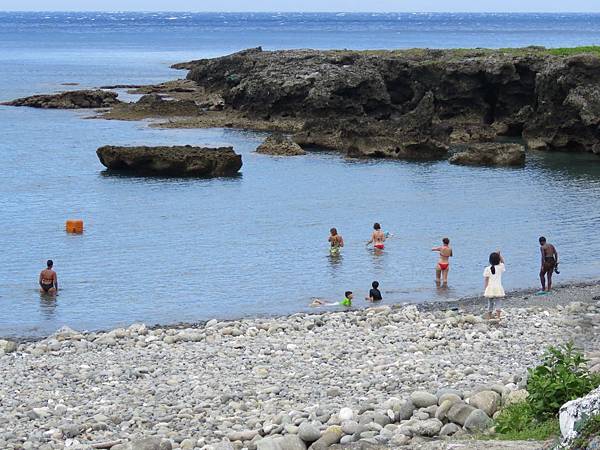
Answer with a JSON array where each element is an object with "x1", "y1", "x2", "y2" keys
[{"x1": 1, "y1": 12, "x2": 600, "y2": 338}]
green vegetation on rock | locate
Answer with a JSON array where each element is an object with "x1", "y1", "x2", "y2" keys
[
  {"x1": 493, "y1": 401, "x2": 559, "y2": 441},
  {"x1": 490, "y1": 342, "x2": 600, "y2": 442},
  {"x1": 528, "y1": 342, "x2": 600, "y2": 419},
  {"x1": 547, "y1": 46, "x2": 600, "y2": 56}
]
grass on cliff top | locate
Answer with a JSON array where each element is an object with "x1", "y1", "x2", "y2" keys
[
  {"x1": 546, "y1": 46, "x2": 600, "y2": 56},
  {"x1": 340, "y1": 45, "x2": 600, "y2": 58}
]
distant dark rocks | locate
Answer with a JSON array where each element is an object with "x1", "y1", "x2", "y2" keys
[
  {"x1": 3, "y1": 89, "x2": 120, "y2": 109},
  {"x1": 96, "y1": 145, "x2": 242, "y2": 177}
]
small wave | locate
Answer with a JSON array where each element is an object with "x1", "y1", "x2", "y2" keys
[{"x1": 166, "y1": 17, "x2": 179, "y2": 20}]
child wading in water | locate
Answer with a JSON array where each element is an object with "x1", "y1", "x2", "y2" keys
[
  {"x1": 483, "y1": 251, "x2": 505, "y2": 319},
  {"x1": 366, "y1": 281, "x2": 382, "y2": 302}
]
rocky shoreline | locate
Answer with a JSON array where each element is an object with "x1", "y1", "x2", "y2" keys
[{"x1": 1, "y1": 282, "x2": 599, "y2": 450}]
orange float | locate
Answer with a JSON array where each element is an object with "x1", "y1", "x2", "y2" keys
[{"x1": 66, "y1": 219, "x2": 84, "y2": 234}]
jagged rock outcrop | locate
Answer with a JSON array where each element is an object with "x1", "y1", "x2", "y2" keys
[
  {"x1": 3, "y1": 89, "x2": 119, "y2": 109},
  {"x1": 96, "y1": 145, "x2": 242, "y2": 177},
  {"x1": 449, "y1": 143, "x2": 526, "y2": 167},
  {"x1": 173, "y1": 47, "x2": 600, "y2": 157},
  {"x1": 256, "y1": 133, "x2": 306, "y2": 156}
]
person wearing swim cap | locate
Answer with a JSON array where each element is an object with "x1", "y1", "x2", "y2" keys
[
  {"x1": 432, "y1": 238, "x2": 453, "y2": 286},
  {"x1": 367, "y1": 223, "x2": 386, "y2": 250}
]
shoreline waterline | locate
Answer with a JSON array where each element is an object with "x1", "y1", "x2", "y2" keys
[{"x1": 6, "y1": 278, "x2": 599, "y2": 342}]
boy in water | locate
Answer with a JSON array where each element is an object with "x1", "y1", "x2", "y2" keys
[
  {"x1": 340, "y1": 291, "x2": 353, "y2": 307},
  {"x1": 366, "y1": 281, "x2": 382, "y2": 302},
  {"x1": 539, "y1": 236, "x2": 559, "y2": 292},
  {"x1": 39, "y1": 259, "x2": 58, "y2": 295}
]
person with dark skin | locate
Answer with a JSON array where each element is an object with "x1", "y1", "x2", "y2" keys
[
  {"x1": 39, "y1": 260, "x2": 58, "y2": 295},
  {"x1": 539, "y1": 237, "x2": 559, "y2": 292}
]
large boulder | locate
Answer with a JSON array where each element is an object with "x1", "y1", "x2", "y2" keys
[
  {"x1": 3, "y1": 89, "x2": 120, "y2": 109},
  {"x1": 410, "y1": 391, "x2": 439, "y2": 408},
  {"x1": 469, "y1": 390, "x2": 502, "y2": 417},
  {"x1": 449, "y1": 143, "x2": 525, "y2": 167},
  {"x1": 96, "y1": 145, "x2": 242, "y2": 177},
  {"x1": 464, "y1": 409, "x2": 493, "y2": 432},
  {"x1": 256, "y1": 133, "x2": 306, "y2": 156},
  {"x1": 446, "y1": 402, "x2": 477, "y2": 426},
  {"x1": 559, "y1": 386, "x2": 600, "y2": 444},
  {"x1": 309, "y1": 426, "x2": 343, "y2": 450}
]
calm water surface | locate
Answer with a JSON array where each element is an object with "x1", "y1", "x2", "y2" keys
[{"x1": 1, "y1": 12, "x2": 600, "y2": 337}]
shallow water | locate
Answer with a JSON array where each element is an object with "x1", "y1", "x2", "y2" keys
[{"x1": 1, "y1": 12, "x2": 600, "y2": 338}]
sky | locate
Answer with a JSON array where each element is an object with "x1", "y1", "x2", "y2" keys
[{"x1": 3, "y1": 0, "x2": 600, "y2": 13}]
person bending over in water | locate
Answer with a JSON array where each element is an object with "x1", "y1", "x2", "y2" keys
[
  {"x1": 328, "y1": 228, "x2": 344, "y2": 255},
  {"x1": 366, "y1": 281, "x2": 382, "y2": 302},
  {"x1": 367, "y1": 223, "x2": 386, "y2": 250},
  {"x1": 432, "y1": 238, "x2": 453, "y2": 286},
  {"x1": 39, "y1": 259, "x2": 58, "y2": 295},
  {"x1": 539, "y1": 236, "x2": 559, "y2": 292}
]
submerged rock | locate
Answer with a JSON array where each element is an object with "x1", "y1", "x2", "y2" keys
[
  {"x1": 3, "y1": 89, "x2": 119, "y2": 109},
  {"x1": 256, "y1": 133, "x2": 306, "y2": 156},
  {"x1": 449, "y1": 143, "x2": 526, "y2": 167},
  {"x1": 96, "y1": 145, "x2": 242, "y2": 177}
]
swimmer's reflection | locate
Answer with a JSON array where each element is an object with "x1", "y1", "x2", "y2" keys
[
  {"x1": 327, "y1": 252, "x2": 343, "y2": 271},
  {"x1": 39, "y1": 293, "x2": 57, "y2": 319}
]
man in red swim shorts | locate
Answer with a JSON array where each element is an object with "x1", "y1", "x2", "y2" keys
[{"x1": 432, "y1": 237, "x2": 453, "y2": 286}]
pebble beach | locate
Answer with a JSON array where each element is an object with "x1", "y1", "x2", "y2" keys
[{"x1": 1, "y1": 282, "x2": 599, "y2": 450}]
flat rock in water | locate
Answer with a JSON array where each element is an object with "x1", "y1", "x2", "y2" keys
[
  {"x1": 449, "y1": 143, "x2": 525, "y2": 167},
  {"x1": 96, "y1": 145, "x2": 242, "y2": 177},
  {"x1": 2, "y1": 89, "x2": 120, "y2": 109},
  {"x1": 256, "y1": 133, "x2": 306, "y2": 156}
]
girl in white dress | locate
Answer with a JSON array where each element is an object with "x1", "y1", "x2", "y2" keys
[{"x1": 483, "y1": 251, "x2": 505, "y2": 319}]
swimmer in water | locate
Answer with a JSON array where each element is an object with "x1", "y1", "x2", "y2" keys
[
  {"x1": 432, "y1": 238, "x2": 453, "y2": 286},
  {"x1": 39, "y1": 259, "x2": 58, "y2": 295},
  {"x1": 340, "y1": 291, "x2": 353, "y2": 307},
  {"x1": 367, "y1": 223, "x2": 386, "y2": 250},
  {"x1": 328, "y1": 227, "x2": 344, "y2": 255},
  {"x1": 366, "y1": 281, "x2": 382, "y2": 302},
  {"x1": 310, "y1": 292, "x2": 353, "y2": 308}
]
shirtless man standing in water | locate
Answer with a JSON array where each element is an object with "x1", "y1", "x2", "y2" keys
[
  {"x1": 539, "y1": 236, "x2": 558, "y2": 292},
  {"x1": 367, "y1": 223, "x2": 386, "y2": 250},
  {"x1": 328, "y1": 228, "x2": 344, "y2": 255},
  {"x1": 432, "y1": 237, "x2": 453, "y2": 286},
  {"x1": 39, "y1": 260, "x2": 58, "y2": 295}
]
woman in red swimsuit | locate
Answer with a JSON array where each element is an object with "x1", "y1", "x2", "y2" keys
[
  {"x1": 367, "y1": 223, "x2": 386, "y2": 250},
  {"x1": 432, "y1": 238, "x2": 453, "y2": 286}
]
